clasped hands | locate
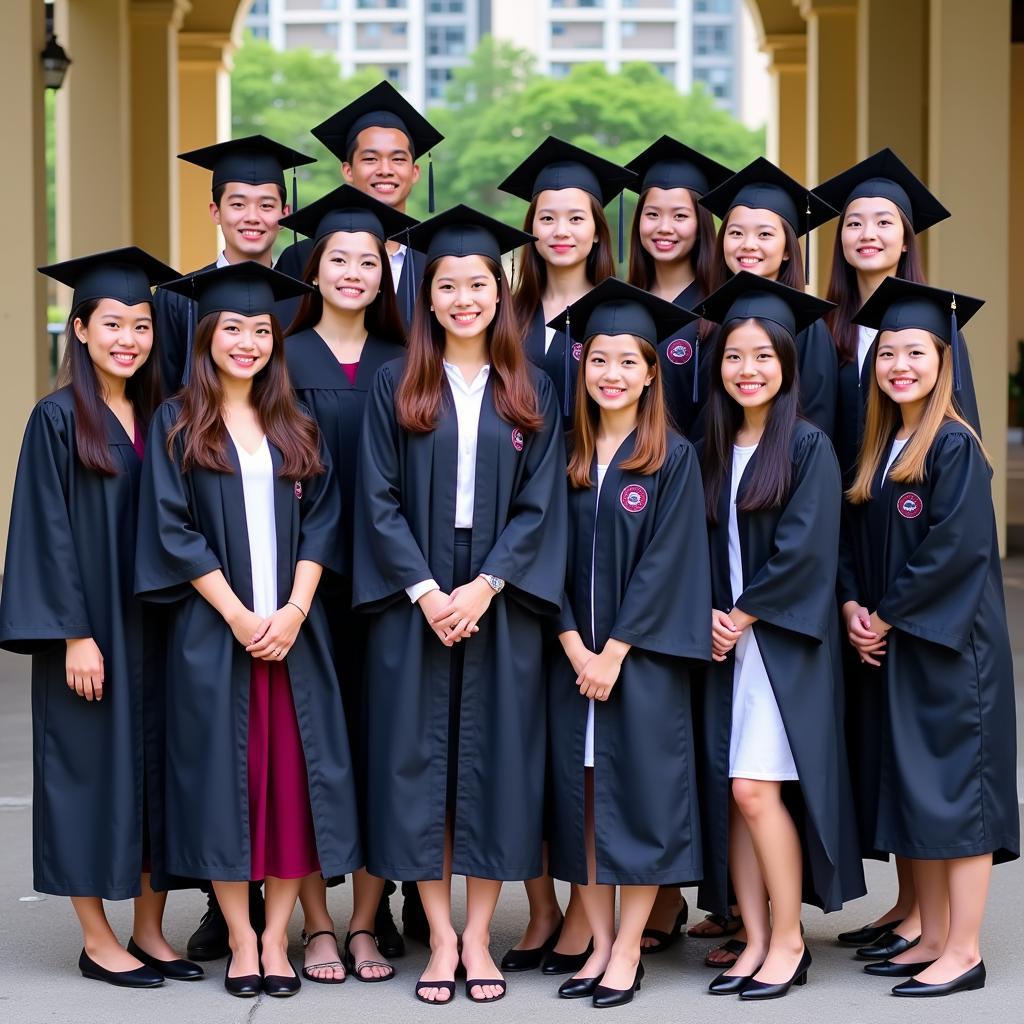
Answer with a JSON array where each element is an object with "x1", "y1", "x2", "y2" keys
[
  {"x1": 230, "y1": 603, "x2": 306, "y2": 661},
  {"x1": 843, "y1": 602, "x2": 890, "y2": 666},
  {"x1": 419, "y1": 577, "x2": 495, "y2": 648},
  {"x1": 711, "y1": 606, "x2": 757, "y2": 662}
]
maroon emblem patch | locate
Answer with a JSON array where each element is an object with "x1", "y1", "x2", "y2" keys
[
  {"x1": 571, "y1": 342, "x2": 583, "y2": 361},
  {"x1": 666, "y1": 338, "x2": 693, "y2": 365},
  {"x1": 511, "y1": 428, "x2": 524, "y2": 452},
  {"x1": 620, "y1": 484, "x2": 648, "y2": 513},
  {"x1": 294, "y1": 481, "x2": 303, "y2": 500},
  {"x1": 896, "y1": 492, "x2": 923, "y2": 519}
]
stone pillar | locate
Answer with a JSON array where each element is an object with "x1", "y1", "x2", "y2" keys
[
  {"x1": 0, "y1": 0, "x2": 50, "y2": 566},
  {"x1": 128, "y1": 0, "x2": 191, "y2": 267},
  {"x1": 928, "y1": 0, "x2": 1011, "y2": 551},
  {"x1": 177, "y1": 32, "x2": 235, "y2": 273},
  {"x1": 761, "y1": 34, "x2": 807, "y2": 181}
]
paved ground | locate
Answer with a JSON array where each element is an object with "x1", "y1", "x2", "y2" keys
[{"x1": 1, "y1": 457, "x2": 1023, "y2": 1023}]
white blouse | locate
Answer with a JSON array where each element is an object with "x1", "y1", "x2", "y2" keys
[
  {"x1": 583, "y1": 463, "x2": 609, "y2": 768},
  {"x1": 230, "y1": 435, "x2": 278, "y2": 619}
]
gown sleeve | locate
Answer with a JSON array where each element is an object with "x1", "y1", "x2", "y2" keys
[
  {"x1": 153, "y1": 288, "x2": 191, "y2": 395},
  {"x1": 479, "y1": 373, "x2": 568, "y2": 615},
  {"x1": 134, "y1": 402, "x2": 223, "y2": 603},
  {"x1": 836, "y1": 501, "x2": 863, "y2": 607},
  {"x1": 875, "y1": 430, "x2": 993, "y2": 653},
  {"x1": 295, "y1": 417, "x2": 345, "y2": 576},
  {"x1": 610, "y1": 443, "x2": 712, "y2": 660},
  {"x1": 0, "y1": 402, "x2": 92, "y2": 653},
  {"x1": 797, "y1": 320, "x2": 839, "y2": 438},
  {"x1": 734, "y1": 428, "x2": 841, "y2": 642}
]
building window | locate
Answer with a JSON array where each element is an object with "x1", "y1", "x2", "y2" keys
[
  {"x1": 427, "y1": 66, "x2": 453, "y2": 100},
  {"x1": 550, "y1": 21, "x2": 603, "y2": 49},
  {"x1": 693, "y1": 24, "x2": 731, "y2": 56},
  {"x1": 427, "y1": 26, "x2": 467, "y2": 57},
  {"x1": 549, "y1": 62, "x2": 574, "y2": 78},
  {"x1": 427, "y1": 0, "x2": 465, "y2": 12},
  {"x1": 357, "y1": 0, "x2": 408, "y2": 9},
  {"x1": 621, "y1": 21, "x2": 675, "y2": 48},
  {"x1": 552, "y1": 0, "x2": 604, "y2": 8},
  {"x1": 284, "y1": 22, "x2": 339, "y2": 51},
  {"x1": 693, "y1": 65, "x2": 733, "y2": 103},
  {"x1": 286, "y1": 0, "x2": 340, "y2": 10},
  {"x1": 694, "y1": 0, "x2": 733, "y2": 13}
]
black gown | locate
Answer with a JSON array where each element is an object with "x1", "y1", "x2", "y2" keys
[
  {"x1": 837, "y1": 422, "x2": 1018, "y2": 862},
  {"x1": 698, "y1": 420, "x2": 865, "y2": 914},
  {"x1": 524, "y1": 306, "x2": 581, "y2": 429},
  {"x1": 794, "y1": 319, "x2": 838, "y2": 439},
  {"x1": 134, "y1": 400, "x2": 362, "y2": 881},
  {"x1": 352, "y1": 360, "x2": 568, "y2": 881},
  {"x1": 656, "y1": 279, "x2": 707, "y2": 438},
  {"x1": 548, "y1": 432, "x2": 711, "y2": 886},
  {"x1": 0, "y1": 388, "x2": 166, "y2": 899}
]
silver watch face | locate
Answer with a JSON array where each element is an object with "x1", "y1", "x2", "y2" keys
[{"x1": 487, "y1": 575, "x2": 505, "y2": 592}]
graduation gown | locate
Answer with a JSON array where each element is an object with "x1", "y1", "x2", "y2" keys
[
  {"x1": 548, "y1": 433, "x2": 711, "y2": 885},
  {"x1": 134, "y1": 400, "x2": 362, "y2": 881},
  {"x1": 795, "y1": 319, "x2": 838, "y2": 439},
  {"x1": 656, "y1": 280, "x2": 708, "y2": 438},
  {"x1": 524, "y1": 306, "x2": 579, "y2": 428},
  {"x1": 698, "y1": 420, "x2": 865, "y2": 913},
  {"x1": 837, "y1": 423, "x2": 1018, "y2": 862},
  {"x1": 352, "y1": 360, "x2": 568, "y2": 881},
  {"x1": 0, "y1": 388, "x2": 165, "y2": 899}
]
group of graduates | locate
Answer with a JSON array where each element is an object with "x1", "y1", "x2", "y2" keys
[{"x1": 0, "y1": 80, "x2": 1017, "y2": 1007}]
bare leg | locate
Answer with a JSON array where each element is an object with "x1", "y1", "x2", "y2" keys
[
  {"x1": 260, "y1": 876, "x2": 302, "y2": 977},
  {"x1": 511, "y1": 848, "x2": 564, "y2": 950},
  {"x1": 130, "y1": 873, "x2": 179, "y2": 960},
  {"x1": 72, "y1": 896, "x2": 144, "y2": 972},
  {"x1": 889, "y1": 858, "x2": 947, "y2": 964},
  {"x1": 552, "y1": 884, "x2": 593, "y2": 955},
  {"x1": 347, "y1": 868, "x2": 392, "y2": 979},
  {"x1": 212, "y1": 880, "x2": 259, "y2": 977},
  {"x1": 603, "y1": 886, "x2": 657, "y2": 989},
  {"x1": 416, "y1": 821, "x2": 459, "y2": 1003},
  {"x1": 297, "y1": 872, "x2": 344, "y2": 981},
  {"x1": 641, "y1": 885, "x2": 686, "y2": 948},
  {"x1": 867, "y1": 855, "x2": 918, "y2": 929},
  {"x1": 462, "y1": 877, "x2": 504, "y2": 999},
  {"x1": 721, "y1": 794, "x2": 770, "y2": 978}
]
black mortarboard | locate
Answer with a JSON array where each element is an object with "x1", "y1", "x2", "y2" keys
[
  {"x1": 278, "y1": 183, "x2": 417, "y2": 244},
  {"x1": 699, "y1": 270, "x2": 835, "y2": 338},
  {"x1": 178, "y1": 134, "x2": 316, "y2": 189},
  {"x1": 625, "y1": 136, "x2": 733, "y2": 197},
  {"x1": 39, "y1": 246, "x2": 178, "y2": 310},
  {"x1": 403, "y1": 205, "x2": 534, "y2": 266},
  {"x1": 160, "y1": 262, "x2": 314, "y2": 321},
  {"x1": 812, "y1": 148, "x2": 950, "y2": 233},
  {"x1": 852, "y1": 277, "x2": 982, "y2": 393}
]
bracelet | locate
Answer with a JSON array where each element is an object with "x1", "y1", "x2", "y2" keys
[{"x1": 286, "y1": 600, "x2": 307, "y2": 619}]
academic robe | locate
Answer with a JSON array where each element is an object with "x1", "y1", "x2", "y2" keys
[
  {"x1": 352, "y1": 360, "x2": 568, "y2": 881},
  {"x1": 548, "y1": 432, "x2": 711, "y2": 885},
  {"x1": 656, "y1": 280, "x2": 708, "y2": 438},
  {"x1": 134, "y1": 400, "x2": 362, "y2": 881},
  {"x1": 698, "y1": 419, "x2": 865, "y2": 914},
  {"x1": 837, "y1": 422, "x2": 1018, "y2": 862},
  {"x1": 0, "y1": 388, "x2": 166, "y2": 899},
  {"x1": 794, "y1": 319, "x2": 838, "y2": 439},
  {"x1": 524, "y1": 306, "x2": 579, "y2": 428}
]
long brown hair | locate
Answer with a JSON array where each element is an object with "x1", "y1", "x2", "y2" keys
[
  {"x1": 709, "y1": 212, "x2": 805, "y2": 292},
  {"x1": 567, "y1": 333, "x2": 669, "y2": 488},
  {"x1": 168, "y1": 310, "x2": 324, "y2": 478},
  {"x1": 825, "y1": 208, "x2": 926, "y2": 366},
  {"x1": 285, "y1": 232, "x2": 406, "y2": 342},
  {"x1": 56, "y1": 299, "x2": 161, "y2": 475},
  {"x1": 626, "y1": 187, "x2": 717, "y2": 298},
  {"x1": 512, "y1": 193, "x2": 616, "y2": 325},
  {"x1": 395, "y1": 256, "x2": 543, "y2": 434},
  {"x1": 847, "y1": 334, "x2": 987, "y2": 504}
]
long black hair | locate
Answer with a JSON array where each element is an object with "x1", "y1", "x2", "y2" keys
[{"x1": 701, "y1": 317, "x2": 800, "y2": 523}]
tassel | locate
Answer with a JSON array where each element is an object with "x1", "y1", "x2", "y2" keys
[
  {"x1": 803, "y1": 195, "x2": 811, "y2": 283},
  {"x1": 428, "y1": 154, "x2": 436, "y2": 214},
  {"x1": 950, "y1": 295, "x2": 962, "y2": 394},
  {"x1": 617, "y1": 191, "x2": 625, "y2": 267},
  {"x1": 183, "y1": 272, "x2": 196, "y2": 386},
  {"x1": 403, "y1": 228, "x2": 414, "y2": 326},
  {"x1": 510, "y1": 247, "x2": 516, "y2": 291},
  {"x1": 563, "y1": 307, "x2": 571, "y2": 418},
  {"x1": 291, "y1": 166, "x2": 298, "y2": 250},
  {"x1": 691, "y1": 334, "x2": 700, "y2": 404}
]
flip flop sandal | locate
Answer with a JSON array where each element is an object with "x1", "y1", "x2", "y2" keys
[
  {"x1": 300, "y1": 929, "x2": 346, "y2": 984},
  {"x1": 688, "y1": 911, "x2": 743, "y2": 939}
]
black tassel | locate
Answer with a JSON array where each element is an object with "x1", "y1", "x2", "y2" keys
[
  {"x1": 510, "y1": 247, "x2": 516, "y2": 291},
  {"x1": 563, "y1": 307, "x2": 571, "y2": 418},
  {"x1": 804, "y1": 195, "x2": 811, "y2": 282},
  {"x1": 950, "y1": 295, "x2": 962, "y2": 394},
  {"x1": 691, "y1": 334, "x2": 700, "y2": 404},
  {"x1": 291, "y1": 166, "x2": 298, "y2": 250},
  {"x1": 403, "y1": 228, "x2": 414, "y2": 326},
  {"x1": 428, "y1": 154, "x2": 435, "y2": 214},
  {"x1": 618, "y1": 191, "x2": 625, "y2": 267}
]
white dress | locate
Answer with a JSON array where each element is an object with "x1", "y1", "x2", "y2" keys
[
  {"x1": 230, "y1": 435, "x2": 278, "y2": 618},
  {"x1": 727, "y1": 444, "x2": 798, "y2": 781},
  {"x1": 583, "y1": 463, "x2": 608, "y2": 768}
]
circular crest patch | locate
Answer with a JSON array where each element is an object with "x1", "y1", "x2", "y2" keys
[
  {"x1": 294, "y1": 480, "x2": 303, "y2": 500},
  {"x1": 896, "y1": 492, "x2": 923, "y2": 519},
  {"x1": 666, "y1": 338, "x2": 693, "y2": 365},
  {"x1": 571, "y1": 341, "x2": 583, "y2": 361},
  {"x1": 511, "y1": 428, "x2": 524, "y2": 452},
  {"x1": 620, "y1": 484, "x2": 648, "y2": 514}
]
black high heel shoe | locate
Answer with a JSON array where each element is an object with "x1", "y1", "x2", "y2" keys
[
  {"x1": 708, "y1": 965, "x2": 760, "y2": 995},
  {"x1": 856, "y1": 931, "x2": 920, "y2": 960},
  {"x1": 542, "y1": 941, "x2": 594, "y2": 975},
  {"x1": 558, "y1": 973, "x2": 603, "y2": 999},
  {"x1": 501, "y1": 917, "x2": 563, "y2": 972},
  {"x1": 592, "y1": 961, "x2": 643, "y2": 1008},
  {"x1": 223, "y1": 953, "x2": 261, "y2": 998},
  {"x1": 739, "y1": 947, "x2": 811, "y2": 1001},
  {"x1": 126, "y1": 938, "x2": 204, "y2": 981},
  {"x1": 837, "y1": 918, "x2": 904, "y2": 947},
  {"x1": 78, "y1": 949, "x2": 164, "y2": 989},
  {"x1": 891, "y1": 960, "x2": 986, "y2": 997}
]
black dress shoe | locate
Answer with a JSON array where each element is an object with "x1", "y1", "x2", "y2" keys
[
  {"x1": 401, "y1": 882, "x2": 431, "y2": 946},
  {"x1": 558, "y1": 973, "x2": 603, "y2": 999},
  {"x1": 501, "y1": 918, "x2": 563, "y2": 972},
  {"x1": 187, "y1": 890, "x2": 229, "y2": 961},
  {"x1": 375, "y1": 887, "x2": 406, "y2": 959},
  {"x1": 542, "y1": 942, "x2": 594, "y2": 976},
  {"x1": 708, "y1": 968, "x2": 756, "y2": 995},
  {"x1": 263, "y1": 958, "x2": 302, "y2": 997},
  {"x1": 856, "y1": 931, "x2": 920, "y2": 960},
  {"x1": 739, "y1": 947, "x2": 811, "y2": 1000},
  {"x1": 223, "y1": 954, "x2": 261, "y2": 998},
  {"x1": 837, "y1": 919, "x2": 904, "y2": 947},
  {"x1": 592, "y1": 962, "x2": 643, "y2": 1008},
  {"x1": 892, "y1": 960, "x2": 985, "y2": 997},
  {"x1": 126, "y1": 938, "x2": 204, "y2": 981},
  {"x1": 864, "y1": 958, "x2": 936, "y2": 978},
  {"x1": 79, "y1": 949, "x2": 164, "y2": 989}
]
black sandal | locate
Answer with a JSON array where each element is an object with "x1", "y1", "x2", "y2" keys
[
  {"x1": 465, "y1": 978, "x2": 507, "y2": 1003},
  {"x1": 688, "y1": 911, "x2": 743, "y2": 939},
  {"x1": 641, "y1": 904, "x2": 688, "y2": 955},
  {"x1": 416, "y1": 978, "x2": 456, "y2": 1004},
  {"x1": 345, "y1": 929, "x2": 395, "y2": 983},
  {"x1": 300, "y1": 929, "x2": 346, "y2": 984},
  {"x1": 704, "y1": 937, "x2": 747, "y2": 968}
]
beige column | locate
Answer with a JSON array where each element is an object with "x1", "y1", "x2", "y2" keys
[
  {"x1": 55, "y1": 0, "x2": 132, "y2": 257},
  {"x1": 799, "y1": 0, "x2": 858, "y2": 293},
  {"x1": 128, "y1": 0, "x2": 191, "y2": 267},
  {"x1": 928, "y1": 0, "x2": 1011, "y2": 551},
  {"x1": 0, "y1": 1, "x2": 50, "y2": 567},
  {"x1": 761, "y1": 34, "x2": 807, "y2": 181},
  {"x1": 177, "y1": 32, "x2": 235, "y2": 272}
]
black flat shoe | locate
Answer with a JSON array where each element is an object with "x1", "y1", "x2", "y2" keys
[
  {"x1": 126, "y1": 938, "x2": 204, "y2": 981},
  {"x1": 402, "y1": 882, "x2": 431, "y2": 947},
  {"x1": 345, "y1": 929, "x2": 395, "y2": 982},
  {"x1": 708, "y1": 967, "x2": 757, "y2": 995},
  {"x1": 501, "y1": 917, "x2": 563, "y2": 972},
  {"x1": 223, "y1": 953, "x2": 261, "y2": 998},
  {"x1": 465, "y1": 978, "x2": 506, "y2": 1003},
  {"x1": 558, "y1": 974, "x2": 603, "y2": 999},
  {"x1": 739, "y1": 947, "x2": 811, "y2": 1001},
  {"x1": 79, "y1": 949, "x2": 164, "y2": 989},
  {"x1": 837, "y1": 919, "x2": 904, "y2": 947},
  {"x1": 641, "y1": 906, "x2": 687, "y2": 956},
  {"x1": 375, "y1": 886, "x2": 405, "y2": 959},
  {"x1": 864, "y1": 958, "x2": 937, "y2": 978},
  {"x1": 856, "y1": 931, "x2": 920, "y2": 960},
  {"x1": 262, "y1": 958, "x2": 301, "y2": 997},
  {"x1": 542, "y1": 942, "x2": 594, "y2": 976},
  {"x1": 187, "y1": 890, "x2": 229, "y2": 961},
  {"x1": 892, "y1": 960, "x2": 985, "y2": 997},
  {"x1": 592, "y1": 962, "x2": 643, "y2": 1008}
]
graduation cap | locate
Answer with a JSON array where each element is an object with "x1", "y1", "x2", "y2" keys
[
  {"x1": 160, "y1": 261, "x2": 314, "y2": 322},
  {"x1": 39, "y1": 246, "x2": 179, "y2": 310},
  {"x1": 625, "y1": 135, "x2": 733, "y2": 197},
  {"x1": 498, "y1": 137, "x2": 637, "y2": 263},
  {"x1": 278, "y1": 183, "x2": 417, "y2": 245},
  {"x1": 403, "y1": 204, "x2": 534, "y2": 267},
  {"x1": 852, "y1": 276, "x2": 983, "y2": 393},
  {"x1": 699, "y1": 157, "x2": 839, "y2": 279},
  {"x1": 812, "y1": 148, "x2": 950, "y2": 234},
  {"x1": 699, "y1": 270, "x2": 835, "y2": 337},
  {"x1": 311, "y1": 81, "x2": 444, "y2": 211}
]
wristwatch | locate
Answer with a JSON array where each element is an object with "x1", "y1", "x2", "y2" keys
[{"x1": 481, "y1": 574, "x2": 505, "y2": 594}]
